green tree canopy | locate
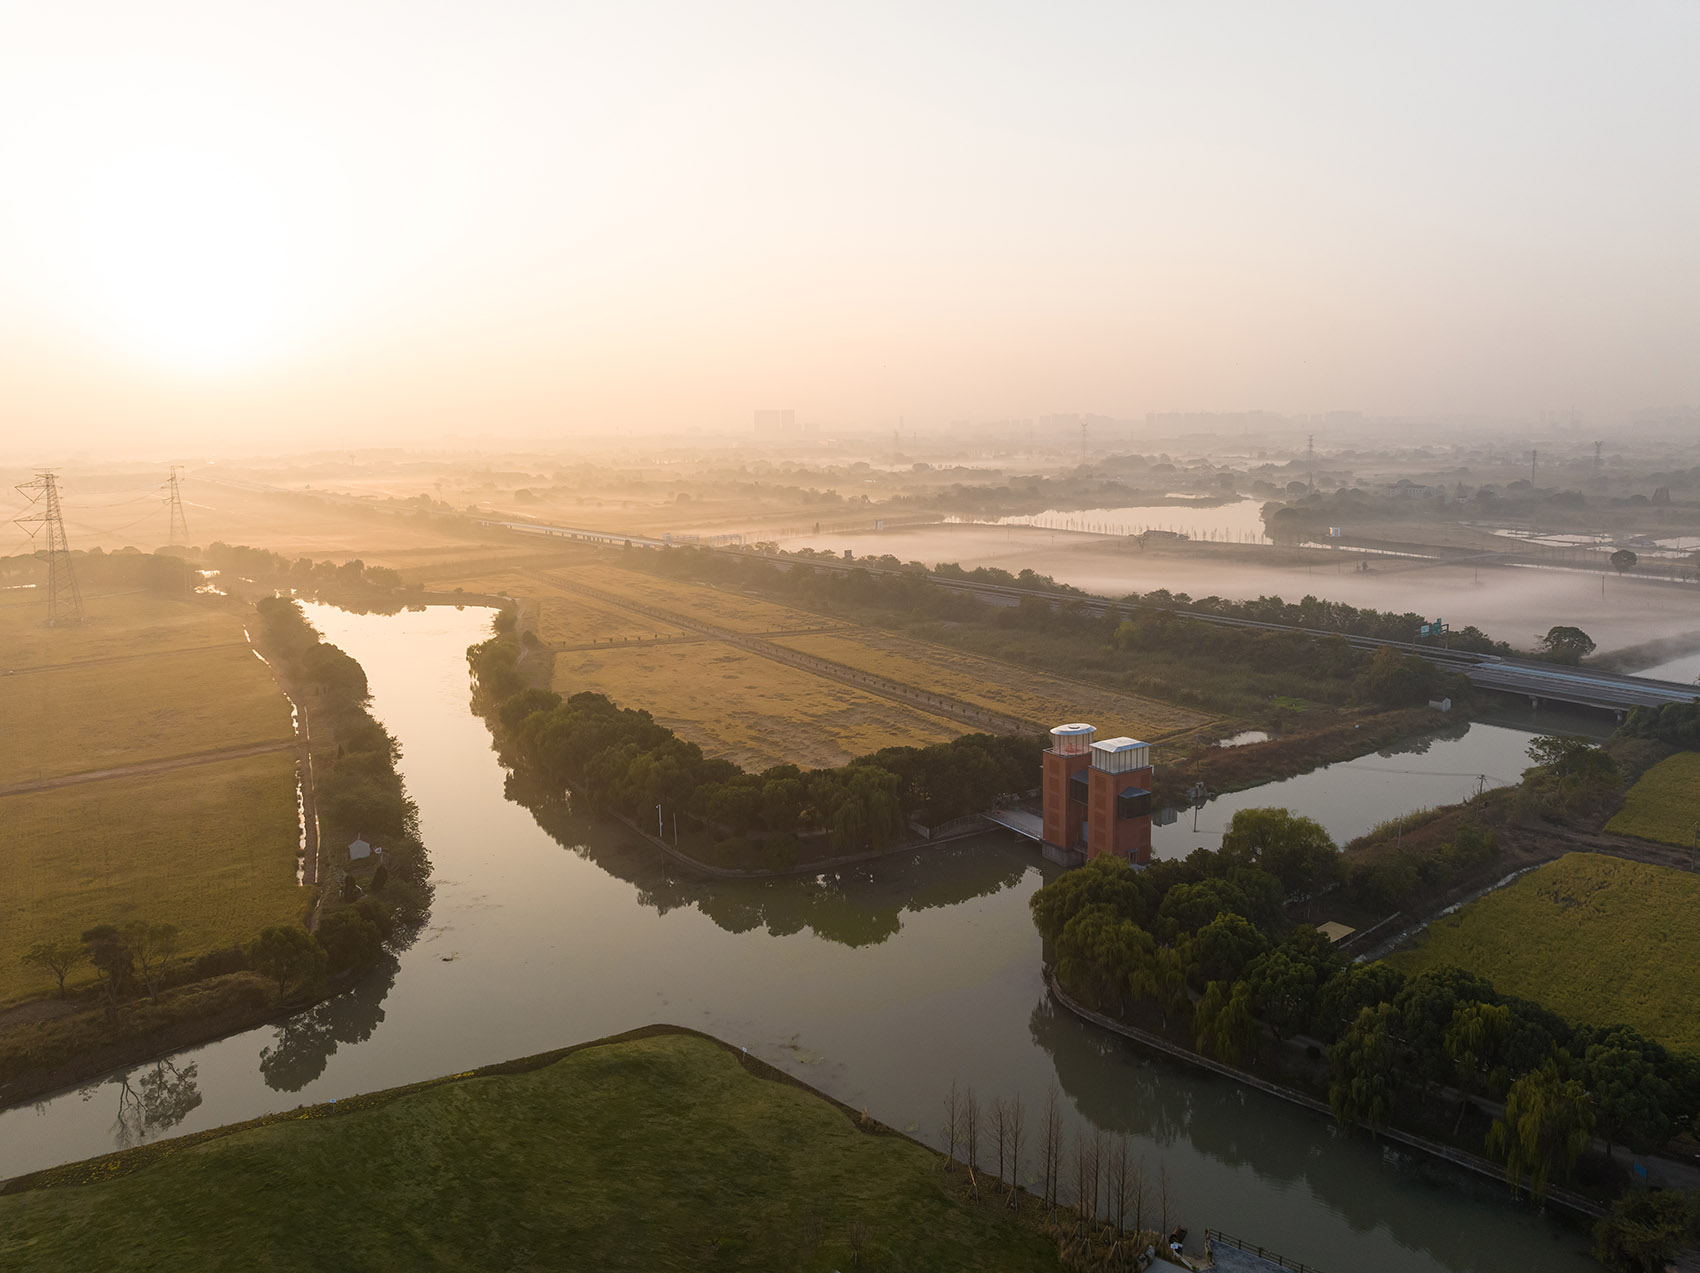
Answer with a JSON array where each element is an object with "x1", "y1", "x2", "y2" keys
[{"x1": 1486, "y1": 1061, "x2": 1594, "y2": 1200}]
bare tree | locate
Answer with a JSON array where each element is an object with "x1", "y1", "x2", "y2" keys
[
  {"x1": 992, "y1": 1098, "x2": 1008, "y2": 1187},
  {"x1": 1131, "y1": 1151, "x2": 1148, "y2": 1237},
  {"x1": 125, "y1": 922, "x2": 180, "y2": 1002},
  {"x1": 943, "y1": 1079, "x2": 961, "y2": 1170},
  {"x1": 1072, "y1": 1136, "x2": 1091, "y2": 1226},
  {"x1": 20, "y1": 939, "x2": 83, "y2": 997},
  {"x1": 1090, "y1": 1129, "x2": 1106, "y2": 1230},
  {"x1": 964, "y1": 1085, "x2": 981, "y2": 1181},
  {"x1": 1042, "y1": 1083, "x2": 1064, "y2": 1211},
  {"x1": 1109, "y1": 1133, "x2": 1132, "y2": 1234},
  {"x1": 847, "y1": 1220, "x2": 870, "y2": 1266},
  {"x1": 1006, "y1": 1092, "x2": 1026, "y2": 1209},
  {"x1": 1159, "y1": 1161, "x2": 1174, "y2": 1239}
]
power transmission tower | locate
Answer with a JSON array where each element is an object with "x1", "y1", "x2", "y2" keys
[
  {"x1": 13, "y1": 471, "x2": 83, "y2": 626},
  {"x1": 1307, "y1": 433, "x2": 1315, "y2": 489},
  {"x1": 1594, "y1": 440, "x2": 1603, "y2": 468},
  {"x1": 164, "y1": 466, "x2": 190, "y2": 547},
  {"x1": 1079, "y1": 419, "x2": 1087, "y2": 466},
  {"x1": 1530, "y1": 449, "x2": 1538, "y2": 482}
]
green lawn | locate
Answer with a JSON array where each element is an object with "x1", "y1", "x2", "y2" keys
[
  {"x1": 0, "y1": 1029, "x2": 1064, "y2": 1272},
  {"x1": 1605, "y1": 751, "x2": 1700, "y2": 847},
  {"x1": 1392, "y1": 852, "x2": 1700, "y2": 1055}
]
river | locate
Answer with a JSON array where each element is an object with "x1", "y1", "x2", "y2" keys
[{"x1": 0, "y1": 602, "x2": 1595, "y2": 1271}]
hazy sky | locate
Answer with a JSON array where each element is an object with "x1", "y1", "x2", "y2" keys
[{"x1": 1, "y1": 2, "x2": 1696, "y2": 451}]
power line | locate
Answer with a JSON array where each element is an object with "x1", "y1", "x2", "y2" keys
[
  {"x1": 13, "y1": 472, "x2": 83, "y2": 626},
  {"x1": 166, "y1": 466, "x2": 190, "y2": 547}
]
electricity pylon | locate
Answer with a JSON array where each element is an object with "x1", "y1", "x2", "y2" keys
[
  {"x1": 13, "y1": 471, "x2": 83, "y2": 626},
  {"x1": 165, "y1": 466, "x2": 190, "y2": 547}
]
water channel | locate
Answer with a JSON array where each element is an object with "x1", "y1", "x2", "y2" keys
[{"x1": 0, "y1": 602, "x2": 1597, "y2": 1271}]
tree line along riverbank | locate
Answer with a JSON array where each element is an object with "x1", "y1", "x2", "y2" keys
[{"x1": 0, "y1": 596, "x2": 432, "y2": 1111}]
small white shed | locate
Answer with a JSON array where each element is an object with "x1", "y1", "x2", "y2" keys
[{"x1": 348, "y1": 835, "x2": 373, "y2": 862}]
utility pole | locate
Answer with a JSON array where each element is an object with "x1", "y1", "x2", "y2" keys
[
  {"x1": 165, "y1": 466, "x2": 190, "y2": 548},
  {"x1": 13, "y1": 471, "x2": 83, "y2": 626}
]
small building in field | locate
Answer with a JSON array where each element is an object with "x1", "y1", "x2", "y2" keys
[
  {"x1": 1316, "y1": 921, "x2": 1356, "y2": 944},
  {"x1": 348, "y1": 835, "x2": 374, "y2": 862}
]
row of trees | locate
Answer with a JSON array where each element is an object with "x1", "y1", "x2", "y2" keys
[
  {"x1": 255, "y1": 596, "x2": 431, "y2": 925},
  {"x1": 617, "y1": 545, "x2": 1489, "y2": 713},
  {"x1": 474, "y1": 622, "x2": 1039, "y2": 857},
  {"x1": 20, "y1": 897, "x2": 398, "y2": 1020},
  {"x1": 1031, "y1": 828, "x2": 1700, "y2": 1200},
  {"x1": 940, "y1": 1079, "x2": 1175, "y2": 1267}
]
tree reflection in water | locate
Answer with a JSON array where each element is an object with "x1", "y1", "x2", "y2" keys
[
  {"x1": 512, "y1": 773, "x2": 1033, "y2": 949},
  {"x1": 260, "y1": 954, "x2": 401, "y2": 1092},
  {"x1": 80, "y1": 1058, "x2": 203, "y2": 1149},
  {"x1": 1028, "y1": 992, "x2": 1559, "y2": 1270}
]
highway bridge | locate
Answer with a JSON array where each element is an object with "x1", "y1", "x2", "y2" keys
[{"x1": 488, "y1": 517, "x2": 1700, "y2": 719}]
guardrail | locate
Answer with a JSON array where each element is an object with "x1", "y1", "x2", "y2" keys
[{"x1": 1206, "y1": 1228, "x2": 1325, "y2": 1273}]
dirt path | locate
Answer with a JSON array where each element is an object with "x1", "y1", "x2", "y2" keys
[{"x1": 0, "y1": 740, "x2": 299, "y2": 798}]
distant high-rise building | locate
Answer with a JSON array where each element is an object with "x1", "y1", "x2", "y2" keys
[{"x1": 754, "y1": 409, "x2": 796, "y2": 436}]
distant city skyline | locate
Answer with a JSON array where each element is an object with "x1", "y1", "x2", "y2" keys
[{"x1": 1, "y1": 2, "x2": 1696, "y2": 452}]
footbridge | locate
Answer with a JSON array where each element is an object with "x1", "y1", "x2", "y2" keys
[{"x1": 983, "y1": 807, "x2": 1044, "y2": 841}]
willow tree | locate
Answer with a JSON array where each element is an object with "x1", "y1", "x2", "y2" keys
[{"x1": 1487, "y1": 1061, "x2": 1595, "y2": 1200}]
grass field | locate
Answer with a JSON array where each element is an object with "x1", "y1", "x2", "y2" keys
[
  {"x1": 1605, "y1": 751, "x2": 1700, "y2": 847},
  {"x1": 775, "y1": 630, "x2": 1212, "y2": 740},
  {"x1": 1391, "y1": 852, "x2": 1700, "y2": 1055},
  {"x1": 0, "y1": 1029, "x2": 1063, "y2": 1272},
  {"x1": 0, "y1": 589, "x2": 240, "y2": 668},
  {"x1": 0, "y1": 644, "x2": 295, "y2": 784},
  {"x1": 567, "y1": 563, "x2": 845, "y2": 633},
  {"x1": 0, "y1": 750, "x2": 307, "y2": 1006},
  {"x1": 553, "y1": 642, "x2": 961, "y2": 770}
]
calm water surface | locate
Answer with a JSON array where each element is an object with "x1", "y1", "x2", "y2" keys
[{"x1": 0, "y1": 603, "x2": 1593, "y2": 1271}]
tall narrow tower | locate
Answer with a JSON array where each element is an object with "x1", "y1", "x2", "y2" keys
[
  {"x1": 1307, "y1": 433, "x2": 1315, "y2": 489},
  {"x1": 14, "y1": 471, "x2": 83, "y2": 626},
  {"x1": 165, "y1": 466, "x2": 190, "y2": 547}
]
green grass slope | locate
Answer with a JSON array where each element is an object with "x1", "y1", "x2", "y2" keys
[
  {"x1": 0, "y1": 1027, "x2": 1061, "y2": 1272},
  {"x1": 1392, "y1": 852, "x2": 1700, "y2": 1055}
]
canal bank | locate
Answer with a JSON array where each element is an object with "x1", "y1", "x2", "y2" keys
[{"x1": 0, "y1": 601, "x2": 1599, "y2": 1272}]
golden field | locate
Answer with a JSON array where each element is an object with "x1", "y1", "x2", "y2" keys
[
  {"x1": 0, "y1": 643, "x2": 295, "y2": 785},
  {"x1": 0, "y1": 750, "x2": 308, "y2": 1005},
  {"x1": 775, "y1": 630, "x2": 1212, "y2": 740},
  {"x1": 559, "y1": 563, "x2": 845, "y2": 634},
  {"x1": 1392, "y1": 852, "x2": 1700, "y2": 1055},
  {"x1": 1605, "y1": 751, "x2": 1700, "y2": 847},
  {"x1": 551, "y1": 641, "x2": 961, "y2": 771}
]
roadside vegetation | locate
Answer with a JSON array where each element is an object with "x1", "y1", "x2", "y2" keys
[{"x1": 0, "y1": 1028, "x2": 1065, "y2": 1273}]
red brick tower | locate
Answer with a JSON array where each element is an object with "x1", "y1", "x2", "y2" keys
[
  {"x1": 1085, "y1": 737, "x2": 1154, "y2": 866},
  {"x1": 1041, "y1": 723, "x2": 1095, "y2": 854}
]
